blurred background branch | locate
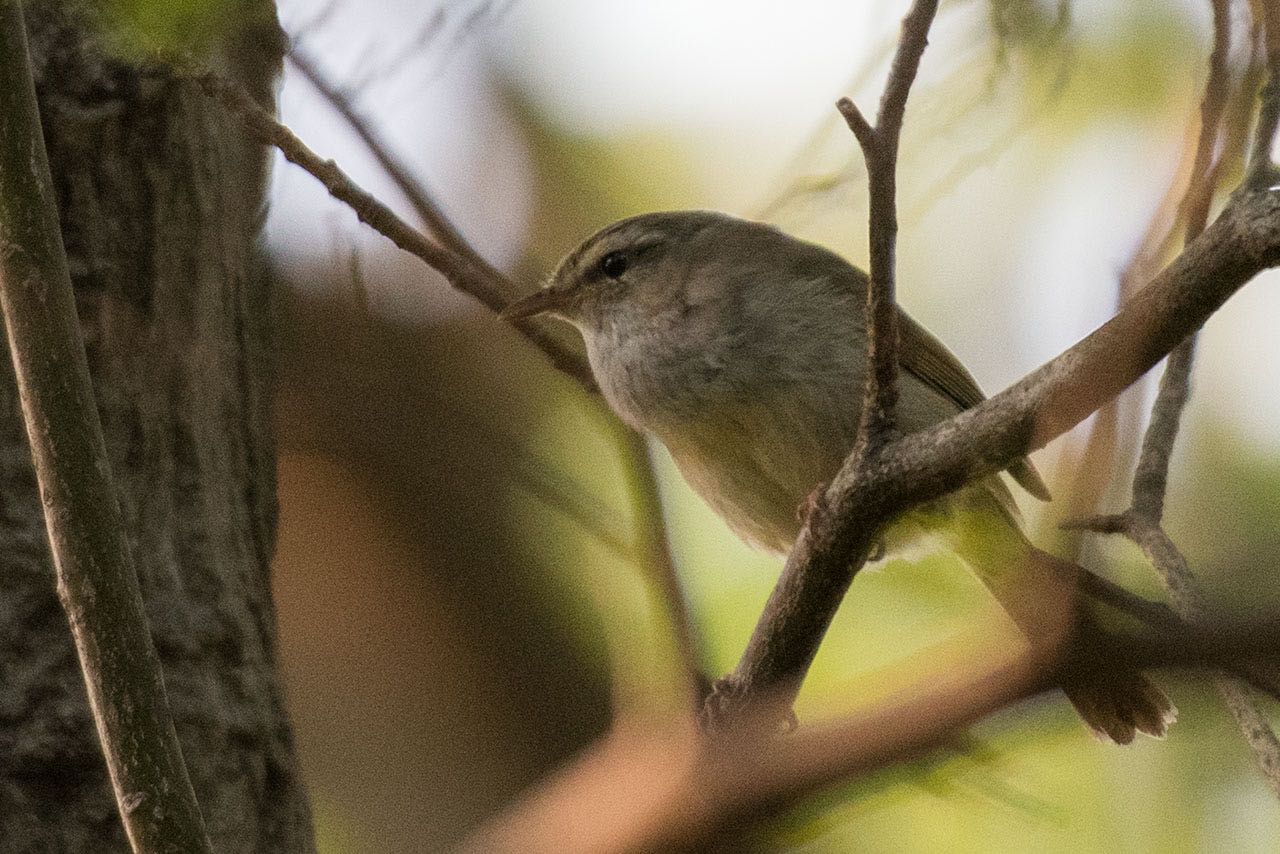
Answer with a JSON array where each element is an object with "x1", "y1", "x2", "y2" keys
[
  {"x1": 1066, "y1": 0, "x2": 1280, "y2": 796},
  {"x1": 204, "y1": 38, "x2": 706, "y2": 708},
  {"x1": 466, "y1": 608, "x2": 1280, "y2": 853}
]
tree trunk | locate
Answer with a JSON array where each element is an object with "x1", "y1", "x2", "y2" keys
[{"x1": 0, "y1": 3, "x2": 313, "y2": 850}]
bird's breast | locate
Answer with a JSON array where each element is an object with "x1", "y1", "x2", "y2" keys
[{"x1": 584, "y1": 313, "x2": 730, "y2": 432}]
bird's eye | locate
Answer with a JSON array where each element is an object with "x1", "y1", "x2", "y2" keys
[{"x1": 599, "y1": 251, "x2": 629, "y2": 279}]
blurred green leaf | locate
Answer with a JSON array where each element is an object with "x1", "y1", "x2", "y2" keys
[
  {"x1": 990, "y1": 0, "x2": 1072, "y2": 58},
  {"x1": 104, "y1": 0, "x2": 252, "y2": 55}
]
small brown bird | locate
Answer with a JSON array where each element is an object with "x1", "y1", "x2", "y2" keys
[{"x1": 505, "y1": 210, "x2": 1175, "y2": 743}]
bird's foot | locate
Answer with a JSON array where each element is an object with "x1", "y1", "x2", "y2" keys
[{"x1": 796, "y1": 481, "x2": 829, "y2": 523}]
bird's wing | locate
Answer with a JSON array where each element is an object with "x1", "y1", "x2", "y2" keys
[{"x1": 896, "y1": 307, "x2": 1052, "y2": 502}]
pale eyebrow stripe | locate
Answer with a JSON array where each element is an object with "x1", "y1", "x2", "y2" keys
[{"x1": 578, "y1": 233, "x2": 665, "y2": 275}]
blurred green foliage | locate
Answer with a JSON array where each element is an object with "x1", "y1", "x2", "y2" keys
[
  {"x1": 990, "y1": 0, "x2": 1071, "y2": 54},
  {"x1": 1041, "y1": 4, "x2": 1197, "y2": 118},
  {"x1": 103, "y1": 0, "x2": 257, "y2": 55}
]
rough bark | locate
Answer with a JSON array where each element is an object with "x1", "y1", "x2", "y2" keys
[{"x1": 0, "y1": 2, "x2": 313, "y2": 850}]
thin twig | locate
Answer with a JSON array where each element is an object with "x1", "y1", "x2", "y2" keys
[
  {"x1": 834, "y1": 0, "x2": 941, "y2": 442},
  {"x1": 710, "y1": 0, "x2": 946, "y2": 725},
  {"x1": 287, "y1": 45, "x2": 507, "y2": 292},
  {"x1": 191, "y1": 68, "x2": 596, "y2": 389},
  {"x1": 0, "y1": 4, "x2": 212, "y2": 851},
  {"x1": 1130, "y1": 339, "x2": 1197, "y2": 522},
  {"x1": 876, "y1": 0, "x2": 940, "y2": 152},
  {"x1": 1060, "y1": 118, "x2": 1222, "y2": 534},
  {"x1": 1144, "y1": 0, "x2": 1280, "y2": 775},
  {"x1": 1069, "y1": 0, "x2": 1280, "y2": 799},
  {"x1": 1063, "y1": 0, "x2": 1264, "y2": 538},
  {"x1": 1248, "y1": 0, "x2": 1280, "y2": 186},
  {"x1": 279, "y1": 47, "x2": 703, "y2": 699},
  {"x1": 1131, "y1": 0, "x2": 1233, "y2": 521}
]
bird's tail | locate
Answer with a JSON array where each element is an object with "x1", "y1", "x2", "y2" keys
[
  {"x1": 935, "y1": 484, "x2": 1176, "y2": 744},
  {"x1": 1058, "y1": 630, "x2": 1176, "y2": 743}
]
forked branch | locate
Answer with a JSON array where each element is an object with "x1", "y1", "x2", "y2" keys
[
  {"x1": 1068, "y1": 0, "x2": 1280, "y2": 798},
  {"x1": 707, "y1": 0, "x2": 1280, "y2": 731}
]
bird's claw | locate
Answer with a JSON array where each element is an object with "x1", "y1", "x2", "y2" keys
[{"x1": 797, "y1": 481, "x2": 829, "y2": 523}]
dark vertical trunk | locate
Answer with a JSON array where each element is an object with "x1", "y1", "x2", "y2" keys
[{"x1": 0, "y1": 3, "x2": 313, "y2": 850}]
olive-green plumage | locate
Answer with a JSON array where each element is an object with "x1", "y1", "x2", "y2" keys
[{"x1": 506, "y1": 210, "x2": 1173, "y2": 743}]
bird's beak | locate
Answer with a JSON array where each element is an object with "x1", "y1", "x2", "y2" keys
[{"x1": 500, "y1": 286, "x2": 576, "y2": 321}]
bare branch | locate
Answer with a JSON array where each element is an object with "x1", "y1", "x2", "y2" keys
[
  {"x1": 0, "y1": 4, "x2": 211, "y2": 851},
  {"x1": 1132, "y1": 0, "x2": 1233, "y2": 521},
  {"x1": 708, "y1": 0, "x2": 1280, "y2": 730},
  {"x1": 1126, "y1": 0, "x2": 1280, "y2": 794},
  {"x1": 1130, "y1": 339, "x2": 1197, "y2": 521},
  {"x1": 191, "y1": 67, "x2": 596, "y2": 389},
  {"x1": 1067, "y1": 0, "x2": 1280, "y2": 799},
  {"x1": 287, "y1": 45, "x2": 504, "y2": 290},
  {"x1": 835, "y1": 0, "x2": 941, "y2": 442},
  {"x1": 1065, "y1": 0, "x2": 1261, "y2": 539},
  {"x1": 1248, "y1": 0, "x2": 1280, "y2": 185},
  {"x1": 876, "y1": 0, "x2": 941, "y2": 155},
  {"x1": 835, "y1": 97, "x2": 876, "y2": 152}
]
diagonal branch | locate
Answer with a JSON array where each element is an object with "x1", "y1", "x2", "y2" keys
[
  {"x1": 208, "y1": 48, "x2": 705, "y2": 698},
  {"x1": 466, "y1": 611, "x2": 1280, "y2": 854},
  {"x1": 286, "y1": 45, "x2": 513, "y2": 302},
  {"x1": 191, "y1": 67, "x2": 595, "y2": 389},
  {"x1": 0, "y1": 4, "x2": 212, "y2": 851}
]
